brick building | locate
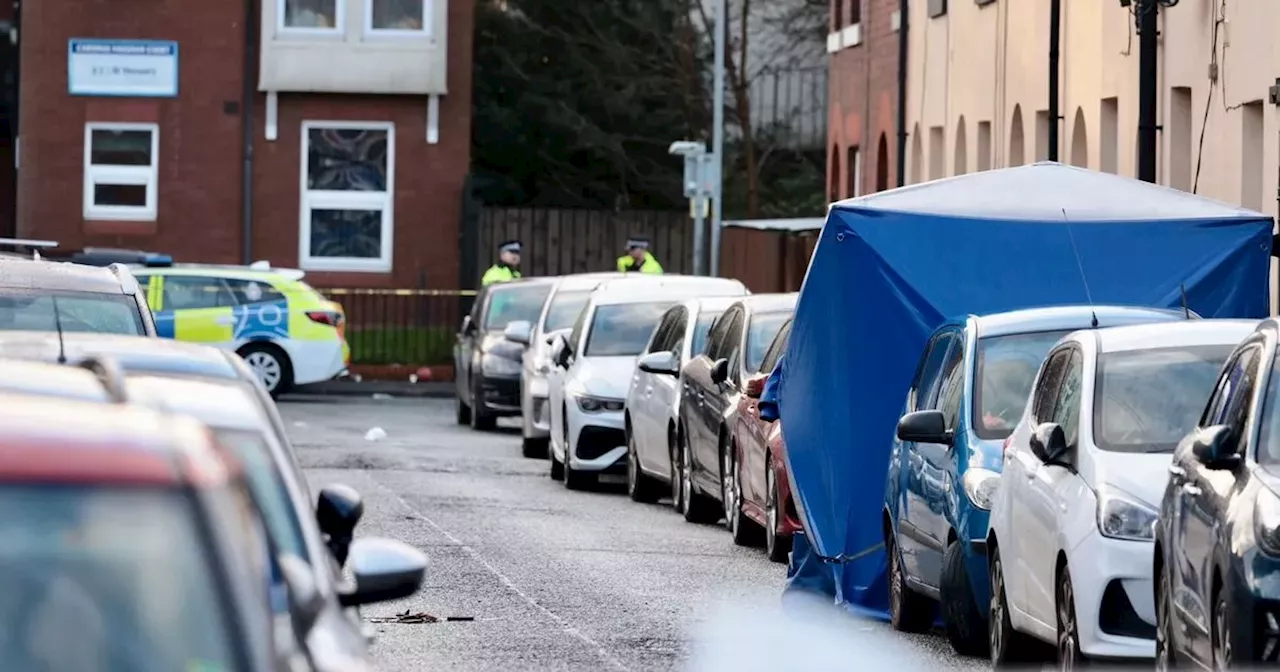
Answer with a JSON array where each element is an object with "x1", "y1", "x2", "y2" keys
[
  {"x1": 826, "y1": 0, "x2": 901, "y2": 201},
  {"x1": 14, "y1": 0, "x2": 473, "y2": 289}
]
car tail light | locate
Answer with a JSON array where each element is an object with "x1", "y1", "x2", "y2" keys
[{"x1": 306, "y1": 310, "x2": 342, "y2": 327}]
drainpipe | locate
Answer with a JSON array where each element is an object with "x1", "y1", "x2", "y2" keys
[
  {"x1": 894, "y1": 0, "x2": 908, "y2": 187},
  {"x1": 1136, "y1": 0, "x2": 1158, "y2": 182},
  {"x1": 240, "y1": 0, "x2": 257, "y2": 263},
  {"x1": 1047, "y1": 0, "x2": 1061, "y2": 162}
]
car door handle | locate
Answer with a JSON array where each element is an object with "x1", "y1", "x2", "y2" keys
[
  {"x1": 1168, "y1": 464, "x2": 1186, "y2": 478},
  {"x1": 1182, "y1": 483, "x2": 1203, "y2": 497}
]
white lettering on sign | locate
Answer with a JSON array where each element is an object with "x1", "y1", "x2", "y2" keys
[{"x1": 68, "y1": 39, "x2": 179, "y2": 97}]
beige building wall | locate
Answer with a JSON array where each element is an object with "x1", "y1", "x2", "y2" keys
[{"x1": 904, "y1": 0, "x2": 1280, "y2": 311}]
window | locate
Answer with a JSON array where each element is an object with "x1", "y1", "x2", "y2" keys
[
  {"x1": 543, "y1": 290, "x2": 591, "y2": 333},
  {"x1": 829, "y1": 145, "x2": 840, "y2": 201},
  {"x1": 0, "y1": 289, "x2": 146, "y2": 335},
  {"x1": 1050, "y1": 350, "x2": 1083, "y2": 448},
  {"x1": 832, "y1": 0, "x2": 842, "y2": 30},
  {"x1": 928, "y1": 0, "x2": 947, "y2": 18},
  {"x1": 723, "y1": 312, "x2": 745, "y2": 384},
  {"x1": 759, "y1": 319, "x2": 791, "y2": 375},
  {"x1": 646, "y1": 308, "x2": 682, "y2": 354},
  {"x1": 584, "y1": 301, "x2": 676, "y2": 357},
  {"x1": 162, "y1": 276, "x2": 237, "y2": 311},
  {"x1": 367, "y1": 0, "x2": 430, "y2": 36},
  {"x1": 691, "y1": 309, "x2": 724, "y2": 357},
  {"x1": 483, "y1": 283, "x2": 552, "y2": 331},
  {"x1": 300, "y1": 122, "x2": 395, "y2": 272},
  {"x1": 745, "y1": 311, "x2": 791, "y2": 373},
  {"x1": 83, "y1": 123, "x2": 159, "y2": 221},
  {"x1": 936, "y1": 342, "x2": 966, "y2": 428},
  {"x1": 910, "y1": 333, "x2": 956, "y2": 412},
  {"x1": 279, "y1": 0, "x2": 342, "y2": 32},
  {"x1": 847, "y1": 146, "x2": 862, "y2": 198},
  {"x1": 225, "y1": 279, "x2": 286, "y2": 305},
  {"x1": 975, "y1": 330, "x2": 1073, "y2": 439},
  {"x1": 849, "y1": 0, "x2": 861, "y2": 24},
  {"x1": 1031, "y1": 348, "x2": 1071, "y2": 425},
  {"x1": 705, "y1": 307, "x2": 739, "y2": 360}
]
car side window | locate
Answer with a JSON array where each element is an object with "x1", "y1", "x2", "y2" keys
[
  {"x1": 162, "y1": 276, "x2": 236, "y2": 310},
  {"x1": 1050, "y1": 349, "x2": 1084, "y2": 447},
  {"x1": 225, "y1": 279, "x2": 285, "y2": 305},
  {"x1": 1215, "y1": 346, "x2": 1262, "y2": 450},
  {"x1": 666, "y1": 312, "x2": 688, "y2": 356},
  {"x1": 649, "y1": 309, "x2": 680, "y2": 354},
  {"x1": 936, "y1": 339, "x2": 966, "y2": 428},
  {"x1": 569, "y1": 304, "x2": 590, "y2": 353},
  {"x1": 724, "y1": 311, "x2": 746, "y2": 385},
  {"x1": 1031, "y1": 349, "x2": 1071, "y2": 424},
  {"x1": 705, "y1": 307, "x2": 737, "y2": 360},
  {"x1": 759, "y1": 320, "x2": 792, "y2": 374},
  {"x1": 911, "y1": 333, "x2": 956, "y2": 413}
]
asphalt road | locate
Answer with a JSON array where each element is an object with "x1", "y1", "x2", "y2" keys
[{"x1": 281, "y1": 395, "x2": 989, "y2": 672}]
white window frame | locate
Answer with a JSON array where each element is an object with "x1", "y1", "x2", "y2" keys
[
  {"x1": 277, "y1": 0, "x2": 346, "y2": 37},
  {"x1": 364, "y1": 0, "x2": 432, "y2": 39},
  {"x1": 299, "y1": 120, "x2": 395, "y2": 273},
  {"x1": 83, "y1": 122, "x2": 160, "y2": 222}
]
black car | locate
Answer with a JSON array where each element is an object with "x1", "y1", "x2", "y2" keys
[
  {"x1": 1156, "y1": 317, "x2": 1280, "y2": 668},
  {"x1": 676, "y1": 293, "x2": 796, "y2": 525},
  {"x1": 0, "y1": 257, "x2": 156, "y2": 336},
  {"x1": 454, "y1": 278, "x2": 555, "y2": 430}
]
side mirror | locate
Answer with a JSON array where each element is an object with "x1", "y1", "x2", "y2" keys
[
  {"x1": 551, "y1": 335, "x2": 572, "y2": 368},
  {"x1": 1191, "y1": 424, "x2": 1240, "y2": 470},
  {"x1": 1029, "y1": 422, "x2": 1069, "y2": 465},
  {"x1": 339, "y1": 537, "x2": 429, "y2": 608},
  {"x1": 504, "y1": 320, "x2": 532, "y2": 345},
  {"x1": 638, "y1": 350, "x2": 680, "y2": 376},
  {"x1": 460, "y1": 315, "x2": 474, "y2": 335},
  {"x1": 278, "y1": 553, "x2": 324, "y2": 633},
  {"x1": 896, "y1": 409, "x2": 953, "y2": 445},
  {"x1": 710, "y1": 358, "x2": 729, "y2": 385},
  {"x1": 317, "y1": 484, "x2": 363, "y2": 566},
  {"x1": 744, "y1": 373, "x2": 768, "y2": 399}
]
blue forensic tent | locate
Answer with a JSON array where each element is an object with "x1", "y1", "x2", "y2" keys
[{"x1": 777, "y1": 163, "x2": 1273, "y2": 615}]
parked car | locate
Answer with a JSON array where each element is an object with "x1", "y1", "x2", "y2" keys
[
  {"x1": 729, "y1": 317, "x2": 796, "y2": 561},
  {"x1": 884, "y1": 305, "x2": 1196, "y2": 656},
  {"x1": 0, "y1": 390, "x2": 288, "y2": 670},
  {"x1": 985, "y1": 319, "x2": 1254, "y2": 666},
  {"x1": 0, "y1": 256, "x2": 155, "y2": 336},
  {"x1": 624, "y1": 296, "x2": 738, "y2": 504},
  {"x1": 547, "y1": 276, "x2": 749, "y2": 489},
  {"x1": 503, "y1": 272, "x2": 627, "y2": 457},
  {"x1": 1155, "y1": 317, "x2": 1280, "y2": 669},
  {"x1": 454, "y1": 277, "x2": 556, "y2": 430},
  {"x1": 130, "y1": 263, "x2": 350, "y2": 396},
  {"x1": 677, "y1": 293, "x2": 796, "y2": 524}
]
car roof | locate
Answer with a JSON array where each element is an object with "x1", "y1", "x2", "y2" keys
[
  {"x1": 735, "y1": 292, "x2": 799, "y2": 315},
  {"x1": 0, "y1": 391, "x2": 235, "y2": 487},
  {"x1": 0, "y1": 332, "x2": 242, "y2": 380},
  {"x1": 1088, "y1": 319, "x2": 1260, "y2": 353},
  {"x1": 123, "y1": 375, "x2": 268, "y2": 432},
  {"x1": 130, "y1": 264, "x2": 306, "y2": 284},
  {"x1": 552, "y1": 272, "x2": 630, "y2": 292},
  {"x1": 682, "y1": 295, "x2": 741, "y2": 315},
  {"x1": 0, "y1": 257, "x2": 138, "y2": 295},
  {"x1": 591, "y1": 276, "x2": 749, "y2": 305},
  {"x1": 969, "y1": 305, "x2": 1192, "y2": 338}
]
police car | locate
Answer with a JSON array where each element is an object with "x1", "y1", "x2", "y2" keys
[{"x1": 129, "y1": 261, "x2": 350, "y2": 397}]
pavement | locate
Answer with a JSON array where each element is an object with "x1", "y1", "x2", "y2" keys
[{"x1": 280, "y1": 395, "x2": 990, "y2": 672}]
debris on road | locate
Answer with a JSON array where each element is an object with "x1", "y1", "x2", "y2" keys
[
  {"x1": 364, "y1": 427, "x2": 387, "y2": 441},
  {"x1": 371, "y1": 393, "x2": 394, "y2": 400},
  {"x1": 365, "y1": 610, "x2": 475, "y2": 624}
]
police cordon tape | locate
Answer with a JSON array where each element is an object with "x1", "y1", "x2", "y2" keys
[{"x1": 318, "y1": 288, "x2": 479, "y2": 297}]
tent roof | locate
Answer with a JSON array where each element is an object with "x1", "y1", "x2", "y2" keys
[
  {"x1": 832, "y1": 162, "x2": 1269, "y2": 221},
  {"x1": 722, "y1": 217, "x2": 824, "y2": 232}
]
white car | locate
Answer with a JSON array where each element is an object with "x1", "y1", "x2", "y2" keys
[
  {"x1": 504, "y1": 272, "x2": 628, "y2": 458},
  {"x1": 987, "y1": 319, "x2": 1257, "y2": 667},
  {"x1": 547, "y1": 276, "x2": 749, "y2": 489},
  {"x1": 623, "y1": 296, "x2": 739, "y2": 503}
]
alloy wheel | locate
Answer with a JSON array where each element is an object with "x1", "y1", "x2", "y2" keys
[
  {"x1": 670, "y1": 444, "x2": 683, "y2": 511},
  {"x1": 680, "y1": 439, "x2": 693, "y2": 515},
  {"x1": 1214, "y1": 595, "x2": 1232, "y2": 669},
  {"x1": 989, "y1": 557, "x2": 1004, "y2": 661},
  {"x1": 244, "y1": 351, "x2": 282, "y2": 392},
  {"x1": 1057, "y1": 574, "x2": 1079, "y2": 670},
  {"x1": 1156, "y1": 569, "x2": 1171, "y2": 671},
  {"x1": 765, "y1": 468, "x2": 778, "y2": 552},
  {"x1": 722, "y1": 447, "x2": 737, "y2": 532},
  {"x1": 626, "y1": 436, "x2": 639, "y2": 497},
  {"x1": 889, "y1": 539, "x2": 904, "y2": 623}
]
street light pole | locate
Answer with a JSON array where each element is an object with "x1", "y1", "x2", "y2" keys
[
  {"x1": 1136, "y1": 0, "x2": 1159, "y2": 183},
  {"x1": 709, "y1": 0, "x2": 726, "y2": 277}
]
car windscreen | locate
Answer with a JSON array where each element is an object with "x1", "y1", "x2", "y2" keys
[
  {"x1": 1093, "y1": 344, "x2": 1233, "y2": 453},
  {"x1": 543, "y1": 289, "x2": 590, "y2": 333},
  {"x1": 973, "y1": 329, "x2": 1073, "y2": 440},
  {"x1": 585, "y1": 301, "x2": 675, "y2": 357},
  {"x1": 0, "y1": 484, "x2": 239, "y2": 670},
  {"x1": 212, "y1": 428, "x2": 309, "y2": 562},
  {"x1": 0, "y1": 290, "x2": 144, "y2": 336},
  {"x1": 484, "y1": 284, "x2": 552, "y2": 331},
  {"x1": 745, "y1": 311, "x2": 791, "y2": 373}
]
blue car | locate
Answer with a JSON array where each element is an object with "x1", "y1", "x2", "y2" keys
[{"x1": 883, "y1": 305, "x2": 1195, "y2": 656}]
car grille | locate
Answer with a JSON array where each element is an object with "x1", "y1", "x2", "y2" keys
[
  {"x1": 482, "y1": 377, "x2": 520, "y2": 408},
  {"x1": 575, "y1": 426, "x2": 625, "y2": 462},
  {"x1": 1098, "y1": 579, "x2": 1155, "y2": 640}
]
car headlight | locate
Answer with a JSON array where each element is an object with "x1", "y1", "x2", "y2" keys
[
  {"x1": 482, "y1": 353, "x2": 522, "y2": 376},
  {"x1": 575, "y1": 394, "x2": 624, "y2": 413},
  {"x1": 1254, "y1": 487, "x2": 1280, "y2": 557},
  {"x1": 962, "y1": 468, "x2": 1000, "y2": 510},
  {"x1": 1097, "y1": 486, "x2": 1158, "y2": 541}
]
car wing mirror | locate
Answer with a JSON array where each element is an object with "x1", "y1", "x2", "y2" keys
[
  {"x1": 638, "y1": 351, "x2": 679, "y2": 376},
  {"x1": 504, "y1": 320, "x2": 532, "y2": 345},
  {"x1": 459, "y1": 315, "x2": 474, "y2": 336},
  {"x1": 1192, "y1": 424, "x2": 1239, "y2": 469},
  {"x1": 896, "y1": 409, "x2": 953, "y2": 446},
  {"x1": 339, "y1": 538, "x2": 428, "y2": 608},
  {"x1": 1029, "y1": 422, "x2": 1068, "y2": 464},
  {"x1": 744, "y1": 374, "x2": 767, "y2": 398},
  {"x1": 710, "y1": 358, "x2": 729, "y2": 385},
  {"x1": 317, "y1": 484, "x2": 364, "y2": 566}
]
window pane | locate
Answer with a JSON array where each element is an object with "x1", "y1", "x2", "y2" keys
[
  {"x1": 0, "y1": 290, "x2": 145, "y2": 335},
  {"x1": 308, "y1": 208, "x2": 383, "y2": 258},
  {"x1": 973, "y1": 329, "x2": 1073, "y2": 439},
  {"x1": 225, "y1": 279, "x2": 284, "y2": 305},
  {"x1": 372, "y1": 0, "x2": 424, "y2": 30},
  {"x1": 93, "y1": 184, "x2": 147, "y2": 207},
  {"x1": 162, "y1": 277, "x2": 236, "y2": 311},
  {"x1": 585, "y1": 301, "x2": 675, "y2": 357},
  {"x1": 306, "y1": 128, "x2": 389, "y2": 191},
  {"x1": 283, "y1": 0, "x2": 337, "y2": 28},
  {"x1": 90, "y1": 129, "x2": 152, "y2": 166}
]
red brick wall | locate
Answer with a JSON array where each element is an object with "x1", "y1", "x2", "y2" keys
[
  {"x1": 16, "y1": 0, "x2": 473, "y2": 289},
  {"x1": 827, "y1": 0, "x2": 899, "y2": 200}
]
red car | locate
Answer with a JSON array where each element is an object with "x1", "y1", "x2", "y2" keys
[{"x1": 729, "y1": 318, "x2": 801, "y2": 563}]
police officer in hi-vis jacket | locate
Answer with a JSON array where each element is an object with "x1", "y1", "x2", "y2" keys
[
  {"x1": 615, "y1": 237, "x2": 663, "y2": 274},
  {"x1": 482, "y1": 240, "x2": 523, "y2": 286}
]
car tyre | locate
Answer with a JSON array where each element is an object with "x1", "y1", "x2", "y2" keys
[
  {"x1": 764, "y1": 462, "x2": 791, "y2": 563},
  {"x1": 670, "y1": 426, "x2": 685, "y2": 513},
  {"x1": 990, "y1": 549, "x2": 1045, "y2": 666},
  {"x1": 456, "y1": 393, "x2": 472, "y2": 425},
  {"x1": 626, "y1": 428, "x2": 662, "y2": 503},
  {"x1": 680, "y1": 432, "x2": 720, "y2": 524},
  {"x1": 725, "y1": 441, "x2": 762, "y2": 547},
  {"x1": 1056, "y1": 568, "x2": 1087, "y2": 669},
  {"x1": 239, "y1": 342, "x2": 293, "y2": 398},
  {"x1": 469, "y1": 384, "x2": 497, "y2": 431},
  {"x1": 887, "y1": 533, "x2": 933, "y2": 633},
  {"x1": 1156, "y1": 562, "x2": 1180, "y2": 670},
  {"x1": 521, "y1": 436, "x2": 549, "y2": 459},
  {"x1": 941, "y1": 539, "x2": 989, "y2": 657},
  {"x1": 562, "y1": 417, "x2": 591, "y2": 491},
  {"x1": 1211, "y1": 583, "x2": 1232, "y2": 671}
]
